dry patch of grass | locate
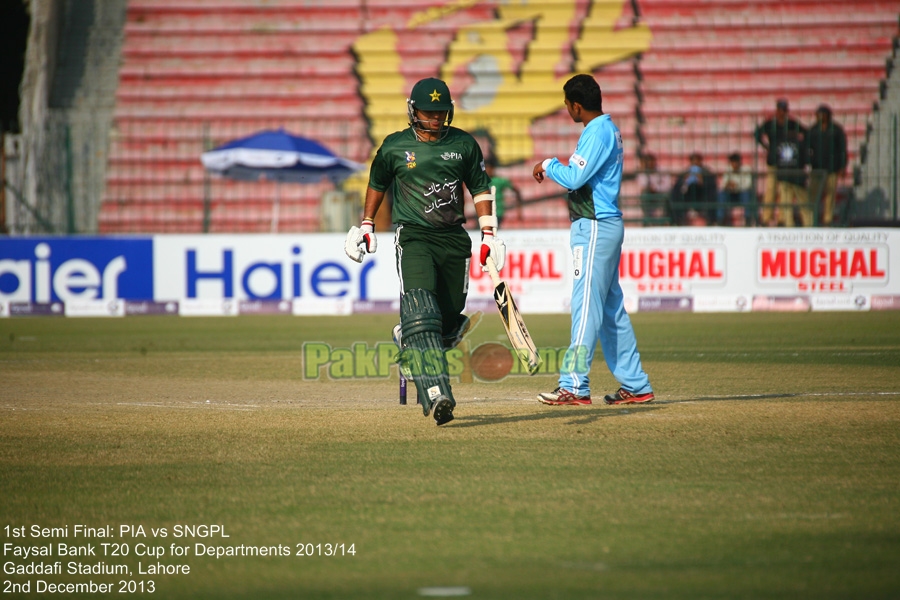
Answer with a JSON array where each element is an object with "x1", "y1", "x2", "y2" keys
[{"x1": 1, "y1": 313, "x2": 899, "y2": 598}]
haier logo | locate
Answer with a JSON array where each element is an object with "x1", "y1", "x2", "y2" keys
[
  {"x1": 184, "y1": 247, "x2": 376, "y2": 299},
  {"x1": 0, "y1": 238, "x2": 153, "y2": 302},
  {"x1": 153, "y1": 240, "x2": 381, "y2": 301}
]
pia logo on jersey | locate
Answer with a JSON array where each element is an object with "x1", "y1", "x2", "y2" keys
[
  {"x1": 440, "y1": 151, "x2": 463, "y2": 161},
  {"x1": 405, "y1": 151, "x2": 417, "y2": 169}
]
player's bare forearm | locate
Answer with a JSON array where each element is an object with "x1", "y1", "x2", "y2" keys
[
  {"x1": 363, "y1": 187, "x2": 385, "y2": 221},
  {"x1": 474, "y1": 197, "x2": 493, "y2": 220}
]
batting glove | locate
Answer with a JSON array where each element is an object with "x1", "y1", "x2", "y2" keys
[
  {"x1": 344, "y1": 218, "x2": 377, "y2": 263},
  {"x1": 480, "y1": 229, "x2": 506, "y2": 272}
]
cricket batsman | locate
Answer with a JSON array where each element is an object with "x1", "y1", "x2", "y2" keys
[{"x1": 345, "y1": 77, "x2": 505, "y2": 425}]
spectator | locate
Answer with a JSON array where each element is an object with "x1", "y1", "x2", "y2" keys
[
  {"x1": 670, "y1": 152, "x2": 717, "y2": 225},
  {"x1": 717, "y1": 152, "x2": 755, "y2": 226},
  {"x1": 485, "y1": 157, "x2": 523, "y2": 227},
  {"x1": 637, "y1": 153, "x2": 673, "y2": 224},
  {"x1": 774, "y1": 118, "x2": 811, "y2": 227},
  {"x1": 808, "y1": 104, "x2": 848, "y2": 226},
  {"x1": 754, "y1": 99, "x2": 807, "y2": 226}
]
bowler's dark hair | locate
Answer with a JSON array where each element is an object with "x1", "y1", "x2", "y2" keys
[{"x1": 563, "y1": 74, "x2": 603, "y2": 112}]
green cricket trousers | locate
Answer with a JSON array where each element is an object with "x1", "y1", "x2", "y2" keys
[{"x1": 393, "y1": 223, "x2": 472, "y2": 336}]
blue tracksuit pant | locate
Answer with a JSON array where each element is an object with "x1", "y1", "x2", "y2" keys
[{"x1": 559, "y1": 217, "x2": 652, "y2": 397}]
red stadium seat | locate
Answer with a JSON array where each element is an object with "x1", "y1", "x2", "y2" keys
[{"x1": 100, "y1": 0, "x2": 898, "y2": 232}]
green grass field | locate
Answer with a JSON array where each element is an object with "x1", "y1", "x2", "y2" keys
[{"x1": 2, "y1": 312, "x2": 899, "y2": 599}]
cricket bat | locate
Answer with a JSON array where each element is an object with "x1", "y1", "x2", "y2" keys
[{"x1": 484, "y1": 255, "x2": 542, "y2": 375}]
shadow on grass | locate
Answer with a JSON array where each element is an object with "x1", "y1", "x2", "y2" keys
[
  {"x1": 653, "y1": 391, "x2": 900, "y2": 404},
  {"x1": 656, "y1": 393, "x2": 808, "y2": 404},
  {"x1": 444, "y1": 389, "x2": 900, "y2": 428},
  {"x1": 653, "y1": 391, "x2": 900, "y2": 403},
  {"x1": 450, "y1": 404, "x2": 662, "y2": 428}
]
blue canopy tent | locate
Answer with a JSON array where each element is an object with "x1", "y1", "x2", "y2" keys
[{"x1": 201, "y1": 129, "x2": 363, "y2": 231}]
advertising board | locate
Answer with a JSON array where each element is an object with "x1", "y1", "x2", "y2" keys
[{"x1": 1, "y1": 229, "x2": 897, "y2": 316}]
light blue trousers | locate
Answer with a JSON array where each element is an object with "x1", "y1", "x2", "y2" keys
[{"x1": 559, "y1": 218, "x2": 652, "y2": 397}]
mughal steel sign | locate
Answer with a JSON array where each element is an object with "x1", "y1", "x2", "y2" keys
[
  {"x1": 752, "y1": 230, "x2": 891, "y2": 296},
  {"x1": 620, "y1": 248, "x2": 726, "y2": 293},
  {"x1": 758, "y1": 247, "x2": 888, "y2": 292}
]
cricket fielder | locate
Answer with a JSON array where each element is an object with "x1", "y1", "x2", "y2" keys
[
  {"x1": 532, "y1": 74, "x2": 654, "y2": 406},
  {"x1": 345, "y1": 77, "x2": 504, "y2": 425}
]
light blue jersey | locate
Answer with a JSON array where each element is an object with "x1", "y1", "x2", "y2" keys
[
  {"x1": 543, "y1": 113, "x2": 651, "y2": 398},
  {"x1": 543, "y1": 114, "x2": 624, "y2": 221}
]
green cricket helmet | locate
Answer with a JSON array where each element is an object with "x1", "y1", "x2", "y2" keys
[{"x1": 407, "y1": 77, "x2": 454, "y2": 138}]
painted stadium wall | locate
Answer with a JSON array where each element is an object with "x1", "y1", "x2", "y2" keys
[{"x1": 0, "y1": 228, "x2": 898, "y2": 317}]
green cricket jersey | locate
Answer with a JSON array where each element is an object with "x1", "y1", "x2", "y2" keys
[{"x1": 368, "y1": 127, "x2": 492, "y2": 228}]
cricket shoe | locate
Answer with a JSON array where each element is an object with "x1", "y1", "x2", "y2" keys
[
  {"x1": 537, "y1": 387, "x2": 592, "y2": 406},
  {"x1": 603, "y1": 388, "x2": 655, "y2": 405},
  {"x1": 431, "y1": 396, "x2": 455, "y2": 426}
]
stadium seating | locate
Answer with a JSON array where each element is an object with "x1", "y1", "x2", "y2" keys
[
  {"x1": 636, "y1": 0, "x2": 897, "y2": 183},
  {"x1": 99, "y1": 0, "x2": 899, "y2": 232},
  {"x1": 101, "y1": 1, "x2": 365, "y2": 233}
]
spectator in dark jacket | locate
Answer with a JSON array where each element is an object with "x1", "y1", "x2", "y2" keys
[
  {"x1": 774, "y1": 118, "x2": 810, "y2": 227},
  {"x1": 754, "y1": 99, "x2": 807, "y2": 226},
  {"x1": 808, "y1": 104, "x2": 848, "y2": 226},
  {"x1": 670, "y1": 152, "x2": 717, "y2": 225}
]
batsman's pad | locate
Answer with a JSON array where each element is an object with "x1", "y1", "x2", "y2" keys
[{"x1": 399, "y1": 288, "x2": 455, "y2": 415}]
